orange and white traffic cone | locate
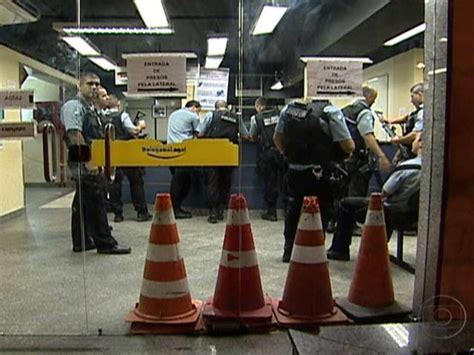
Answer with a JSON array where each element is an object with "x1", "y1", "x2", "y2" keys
[
  {"x1": 337, "y1": 193, "x2": 411, "y2": 322},
  {"x1": 273, "y1": 196, "x2": 348, "y2": 327},
  {"x1": 125, "y1": 193, "x2": 203, "y2": 334},
  {"x1": 203, "y1": 194, "x2": 274, "y2": 332}
]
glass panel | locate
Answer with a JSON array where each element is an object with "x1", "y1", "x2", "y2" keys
[
  {"x1": 0, "y1": 1, "x2": 88, "y2": 334},
  {"x1": 0, "y1": 0, "x2": 443, "y2": 336}
]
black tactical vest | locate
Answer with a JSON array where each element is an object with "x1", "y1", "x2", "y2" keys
[
  {"x1": 401, "y1": 105, "x2": 423, "y2": 159},
  {"x1": 206, "y1": 110, "x2": 239, "y2": 143},
  {"x1": 406, "y1": 106, "x2": 422, "y2": 134},
  {"x1": 342, "y1": 101, "x2": 371, "y2": 156},
  {"x1": 284, "y1": 100, "x2": 341, "y2": 165},
  {"x1": 255, "y1": 109, "x2": 280, "y2": 149},
  {"x1": 105, "y1": 110, "x2": 134, "y2": 140}
]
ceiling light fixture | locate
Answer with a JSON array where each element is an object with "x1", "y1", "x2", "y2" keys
[
  {"x1": 62, "y1": 27, "x2": 174, "y2": 35},
  {"x1": 384, "y1": 23, "x2": 426, "y2": 46},
  {"x1": 133, "y1": 0, "x2": 169, "y2": 28},
  {"x1": 300, "y1": 56, "x2": 373, "y2": 64},
  {"x1": 62, "y1": 36, "x2": 100, "y2": 56},
  {"x1": 204, "y1": 56, "x2": 223, "y2": 69},
  {"x1": 252, "y1": 5, "x2": 288, "y2": 35},
  {"x1": 270, "y1": 80, "x2": 283, "y2": 90},
  {"x1": 88, "y1": 56, "x2": 117, "y2": 71},
  {"x1": 270, "y1": 70, "x2": 284, "y2": 90},
  {"x1": 207, "y1": 36, "x2": 228, "y2": 56}
]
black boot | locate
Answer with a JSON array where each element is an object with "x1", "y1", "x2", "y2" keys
[
  {"x1": 208, "y1": 209, "x2": 218, "y2": 224},
  {"x1": 262, "y1": 208, "x2": 277, "y2": 221},
  {"x1": 282, "y1": 247, "x2": 292, "y2": 263},
  {"x1": 217, "y1": 206, "x2": 226, "y2": 221}
]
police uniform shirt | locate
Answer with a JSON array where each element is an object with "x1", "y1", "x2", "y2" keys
[
  {"x1": 383, "y1": 155, "x2": 421, "y2": 211},
  {"x1": 167, "y1": 107, "x2": 200, "y2": 144},
  {"x1": 275, "y1": 104, "x2": 351, "y2": 170},
  {"x1": 61, "y1": 97, "x2": 99, "y2": 132},
  {"x1": 249, "y1": 115, "x2": 257, "y2": 138},
  {"x1": 412, "y1": 104, "x2": 424, "y2": 132},
  {"x1": 352, "y1": 99, "x2": 375, "y2": 136},
  {"x1": 199, "y1": 110, "x2": 250, "y2": 137}
]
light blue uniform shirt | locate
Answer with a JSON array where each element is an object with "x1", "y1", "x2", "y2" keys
[
  {"x1": 352, "y1": 99, "x2": 375, "y2": 136},
  {"x1": 275, "y1": 103, "x2": 351, "y2": 170},
  {"x1": 413, "y1": 105, "x2": 424, "y2": 132},
  {"x1": 383, "y1": 156, "x2": 421, "y2": 211},
  {"x1": 167, "y1": 107, "x2": 200, "y2": 144},
  {"x1": 61, "y1": 97, "x2": 93, "y2": 132}
]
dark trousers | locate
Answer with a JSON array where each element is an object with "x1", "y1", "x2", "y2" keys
[
  {"x1": 169, "y1": 167, "x2": 194, "y2": 210},
  {"x1": 284, "y1": 168, "x2": 334, "y2": 252},
  {"x1": 72, "y1": 174, "x2": 117, "y2": 250},
  {"x1": 347, "y1": 169, "x2": 372, "y2": 197},
  {"x1": 329, "y1": 197, "x2": 394, "y2": 253},
  {"x1": 257, "y1": 149, "x2": 286, "y2": 211},
  {"x1": 108, "y1": 167, "x2": 148, "y2": 216},
  {"x1": 207, "y1": 167, "x2": 234, "y2": 213}
]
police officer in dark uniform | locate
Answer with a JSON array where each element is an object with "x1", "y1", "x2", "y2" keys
[
  {"x1": 198, "y1": 100, "x2": 249, "y2": 223},
  {"x1": 274, "y1": 99, "x2": 354, "y2": 262},
  {"x1": 104, "y1": 95, "x2": 151, "y2": 223},
  {"x1": 60, "y1": 72, "x2": 131, "y2": 254},
  {"x1": 249, "y1": 97, "x2": 285, "y2": 221}
]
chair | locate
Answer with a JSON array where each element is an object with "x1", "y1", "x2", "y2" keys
[{"x1": 386, "y1": 192, "x2": 419, "y2": 274}]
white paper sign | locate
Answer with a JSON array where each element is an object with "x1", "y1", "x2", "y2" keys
[
  {"x1": 196, "y1": 69, "x2": 230, "y2": 110},
  {"x1": 0, "y1": 90, "x2": 34, "y2": 108},
  {"x1": 126, "y1": 55, "x2": 186, "y2": 96},
  {"x1": 306, "y1": 60, "x2": 362, "y2": 98}
]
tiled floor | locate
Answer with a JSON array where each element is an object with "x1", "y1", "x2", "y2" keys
[{"x1": 0, "y1": 187, "x2": 417, "y2": 337}]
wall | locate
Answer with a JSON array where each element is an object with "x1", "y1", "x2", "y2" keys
[{"x1": 0, "y1": 46, "x2": 25, "y2": 216}]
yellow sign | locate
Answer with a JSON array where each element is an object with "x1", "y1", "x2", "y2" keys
[{"x1": 90, "y1": 138, "x2": 239, "y2": 167}]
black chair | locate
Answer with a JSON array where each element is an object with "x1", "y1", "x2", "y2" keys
[{"x1": 386, "y1": 192, "x2": 419, "y2": 274}]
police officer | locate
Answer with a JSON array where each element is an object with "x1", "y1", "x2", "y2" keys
[
  {"x1": 104, "y1": 94, "x2": 151, "y2": 223},
  {"x1": 60, "y1": 72, "x2": 131, "y2": 254},
  {"x1": 198, "y1": 100, "x2": 249, "y2": 223},
  {"x1": 384, "y1": 83, "x2": 424, "y2": 161},
  {"x1": 249, "y1": 97, "x2": 285, "y2": 221},
  {"x1": 274, "y1": 99, "x2": 354, "y2": 262},
  {"x1": 342, "y1": 86, "x2": 391, "y2": 197},
  {"x1": 166, "y1": 100, "x2": 202, "y2": 219}
]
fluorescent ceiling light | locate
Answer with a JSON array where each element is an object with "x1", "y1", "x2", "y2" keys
[
  {"x1": 252, "y1": 5, "x2": 287, "y2": 35},
  {"x1": 384, "y1": 23, "x2": 426, "y2": 46},
  {"x1": 63, "y1": 27, "x2": 174, "y2": 35},
  {"x1": 62, "y1": 36, "x2": 100, "y2": 56},
  {"x1": 207, "y1": 37, "x2": 228, "y2": 56},
  {"x1": 270, "y1": 80, "x2": 283, "y2": 90},
  {"x1": 204, "y1": 57, "x2": 223, "y2": 69},
  {"x1": 300, "y1": 56, "x2": 373, "y2": 64},
  {"x1": 89, "y1": 57, "x2": 117, "y2": 71},
  {"x1": 134, "y1": 0, "x2": 169, "y2": 28}
]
